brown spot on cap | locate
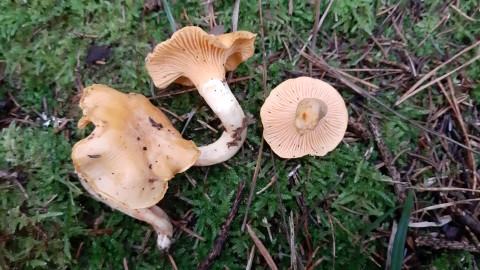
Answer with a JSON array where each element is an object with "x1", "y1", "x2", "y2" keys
[{"x1": 71, "y1": 84, "x2": 200, "y2": 209}]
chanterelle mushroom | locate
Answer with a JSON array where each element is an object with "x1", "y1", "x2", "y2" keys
[
  {"x1": 72, "y1": 84, "x2": 199, "y2": 250},
  {"x1": 260, "y1": 77, "x2": 348, "y2": 158},
  {"x1": 145, "y1": 26, "x2": 256, "y2": 166}
]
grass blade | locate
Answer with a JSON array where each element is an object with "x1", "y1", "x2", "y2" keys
[
  {"x1": 390, "y1": 190, "x2": 414, "y2": 270},
  {"x1": 360, "y1": 205, "x2": 400, "y2": 244},
  {"x1": 161, "y1": 0, "x2": 177, "y2": 33}
]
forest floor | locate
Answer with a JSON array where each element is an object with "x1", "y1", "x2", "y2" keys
[{"x1": 1, "y1": 0, "x2": 479, "y2": 269}]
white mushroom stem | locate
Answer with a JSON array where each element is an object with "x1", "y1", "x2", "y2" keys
[
  {"x1": 294, "y1": 98, "x2": 328, "y2": 134},
  {"x1": 78, "y1": 176, "x2": 173, "y2": 251},
  {"x1": 194, "y1": 79, "x2": 247, "y2": 166}
]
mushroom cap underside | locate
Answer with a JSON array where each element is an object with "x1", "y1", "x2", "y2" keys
[
  {"x1": 260, "y1": 77, "x2": 348, "y2": 158},
  {"x1": 72, "y1": 84, "x2": 200, "y2": 209},
  {"x1": 145, "y1": 26, "x2": 257, "y2": 88}
]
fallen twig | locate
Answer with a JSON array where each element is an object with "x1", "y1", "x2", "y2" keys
[
  {"x1": 246, "y1": 245, "x2": 256, "y2": 270},
  {"x1": 241, "y1": 139, "x2": 264, "y2": 231},
  {"x1": 232, "y1": 0, "x2": 240, "y2": 32},
  {"x1": 369, "y1": 118, "x2": 406, "y2": 203},
  {"x1": 171, "y1": 219, "x2": 205, "y2": 241},
  {"x1": 246, "y1": 224, "x2": 278, "y2": 270},
  {"x1": 197, "y1": 178, "x2": 246, "y2": 270},
  {"x1": 299, "y1": 49, "x2": 480, "y2": 155},
  {"x1": 412, "y1": 198, "x2": 480, "y2": 214},
  {"x1": 416, "y1": 236, "x2": 479, "y2": 252},
  {"x1": 396, "y1": 40, "x2": 480, "y2": 105},
  {"x1": 167, "y1": 253, "x2": 179, "y2": 270},
  {"x1": 446, "y1": 78, "x2": 477, "y2": 189},
  {"x1": 453, "y1": 208, "x2": 480, "y2": 237},
  {"x1": 257, "y1": 0, "x2": 267, "y2": 98}
]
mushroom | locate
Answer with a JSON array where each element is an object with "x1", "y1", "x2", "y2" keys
[
  {"x1": 72, "y1": 84, "x2": 199, "y2": 250},
  {"x1": 260, "y1": 77, "x2": 348, "y2": 158},
  {"x1": 145, "y1": 26, "x2": 257, "y2": 166}
]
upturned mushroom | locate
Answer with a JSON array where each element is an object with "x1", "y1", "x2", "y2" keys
[
  {"x1": 145, "y1": 26, "x2": 256, "y2": 166},
  {"x1": 260, "y1": 77, "x2": 348, "y2": 158},
  {"x1": 72, "y1": 84, "x2": 199, "y2": 250}
]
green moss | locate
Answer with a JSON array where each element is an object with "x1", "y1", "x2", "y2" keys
[{"x1": 1, "y1": 0, "x2": 478, "y2": 268}]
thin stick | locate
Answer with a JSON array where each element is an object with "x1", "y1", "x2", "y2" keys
[
  {"x1": 396, "y1": 40, "x2": 480, "y2": 105},
  {"x1": 181, "y1": 108, "x2": 197, "y2": 135},
  {"x1": 246, "y1": 224, "x2": 278, "y2": 270},
  {"x1": 167, "y1": 253, "x2": 179, "y2": 270},
  {"x1": 241, "y1": 139, "x2": 264, "y2": 231},
  {"x1": 416, "y1": 236, "x2": 479, "y2": 252},
  {"x1": 197, "y1": 179, "x2": 246, "y2": 270},
  {"x1": 299, "y1": 50, "x2": 479, "y2": 154},
  {"x1": 171, "y1": 219, "x2": 205, "y2": 241},
  {"x1": 300, "y1": 0, "x2": 335, "y2": 53},
  {"x1": 447, "y1": 78, "x2": 477, "y2": 189},
  {"x1": 256, "y1": 175, "x2": 276, "y2": 195},
  {"x1": 309, "y1": 0, "x2": 321, "y2": 76},
  {"x1": 258, "y1": 0, "x2": 268, "y2": 98},
  {"x1": 317, "y1": 0, "x2": 335, "y2": 33},
  {"x1": 412, "y1": 198, "x2": 480, "y2": 214},
  {"x1": 289, "y1": 212, "x2": 298, "y2": 270},
  {"x1": 271, "y1": 149, "x2": 291, "y2": 242},
  {"x1": 246, "y1": 245, "x2": 256, "y2": 270},
  {"x1": 370, "y1": 118, "x2": 405, "y2": 203},
  {"x1": 385, "y1": 221, "x2": 397, "y2": 269},
  {"x1": 232, "y1": 0, "x2": 241, "y2": 32},
  {"x1": 417, "y1": 14, "x2": 449, "y2": 47},
  {"x1": 449, "y1": 4, "x2": 477, "y2": 22},
  {"x1": 397, "y1": 54, "x2": 480, "y2": 105},
  {"x1": 300, "y1": 51, "x2": 379, "y2": 89},
  {"x1": 308, "y1": 256, "x2": 326, "y2": 270},
  {"x1": 13, "y1": 178, "x2": 28, "y2": 199},
  {"x1": 409, "y1": 186, "x2": 480, "y2": 193},
  {"x1": 306, "y1": 246, "x2": 320, "y2": 269}
]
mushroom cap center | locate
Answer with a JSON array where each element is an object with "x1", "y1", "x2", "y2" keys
[{"x1": 294, "y1": 98, "x2": 328, "y2": 134}]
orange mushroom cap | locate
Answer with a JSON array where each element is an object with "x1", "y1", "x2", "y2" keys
[
  {"x1": 145, "y1": 26, "x2": 256, "y2": 89},
  {"x1": 260, "y1": 77, "x2": 348, "y2": 158},
  {"x1": 72, "y1": 84, "x2": 199, "y2": 209}
]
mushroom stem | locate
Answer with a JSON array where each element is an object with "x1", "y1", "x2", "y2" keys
[
  {"x1": 78, "y1": 175, "x2": 173, "y2": 251},
  {"x1": 194, "y1": 79, "x2": 247, "y2": 166},
  {"x1": 294, "y1": 98, "x2": 328, "y2": 134}
]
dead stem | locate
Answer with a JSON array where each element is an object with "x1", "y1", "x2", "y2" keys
[
  {"x1": 171, "y1": 219, "x2": 205, "y2": 241},
  {"x1": 197, "y1": 179, "x2": 246, "y2": 270},
  {"x1": 245, "y1": 245, "x2": 256, "y2": 270},
  {"x1": 416, "y1": 236, "x2": 479, "y2": 252},
  {"x1": 309, "y1": 0, "x2": 321, "y2": 77},
  {"x1": 370, "y1": 118, "x2": 406, "y2": 203},
  {"x1": 167, "y1": 253, "x2": 179, "y2": 270},
  {"x1": 396, "y1": 40, "x2": 480, "y2": 105},
  {"x1": 241, "y1": 139, "x2": 264, "y2": 231},
  {"x1": 246, "y1": 224, "x2": 278, "y2": 270},
  {"x1": 299, "y1": 49, "x2": 479, "y2": 154}
]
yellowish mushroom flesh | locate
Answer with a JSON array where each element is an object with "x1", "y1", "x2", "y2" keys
[
  {"x1": 294, "y1": 98, "x2": 328, "y2": 134},
  {"x1": 72, "y1": 84, "x2": 199, "y2": 209},
  {"x1": 72, "y1": 84, "x2": 199, "y2": 251}
]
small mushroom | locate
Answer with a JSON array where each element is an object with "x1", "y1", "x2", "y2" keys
[
  {"x1": 72, "y1": 84, "x2": 199, "y2": 250},
  {"x1": 145, "y1": 26, "x2": 257, "y2": 166},
  {"x1": 260, "y1": 77, "x2": 348, "y2": 158}
]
